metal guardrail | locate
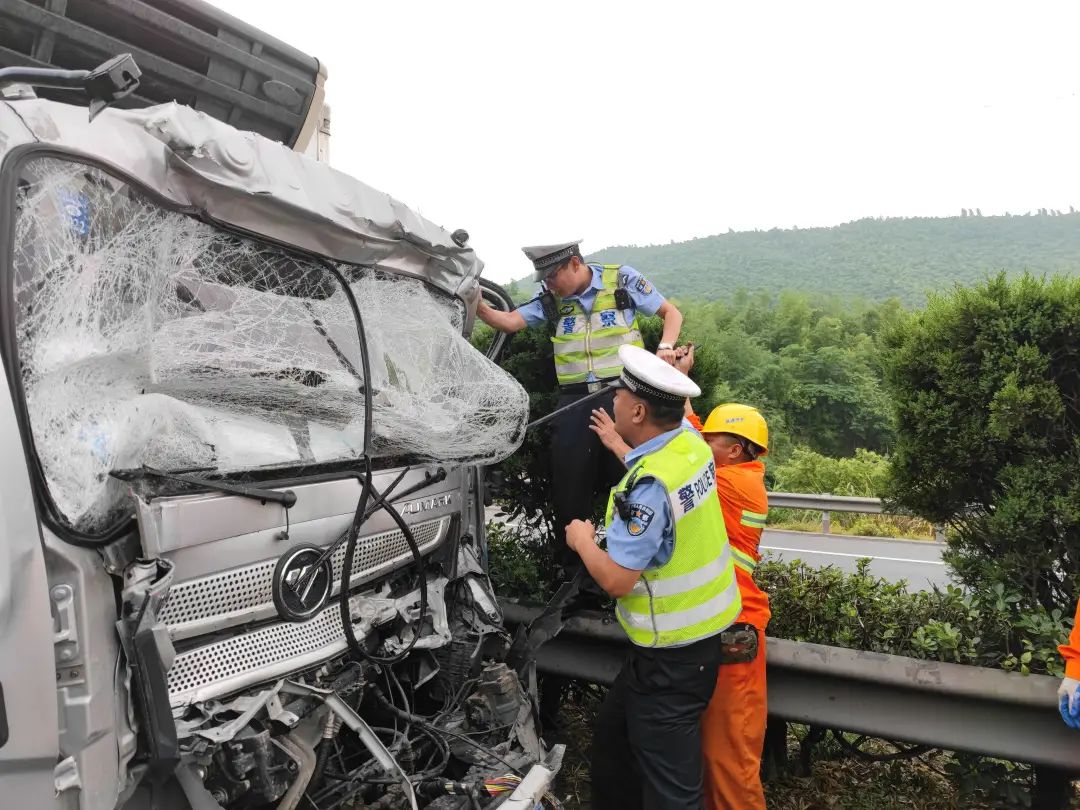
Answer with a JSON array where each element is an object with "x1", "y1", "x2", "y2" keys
[
  {"x1": 501, "y1": 601, "x2": 1080, "y2": 776},
  {"x1": 768, "y1": 492, "x2": 884, "y2": 513},
  {"x1": 767, "y1": 491, "x2": 945, "y2": 540}
]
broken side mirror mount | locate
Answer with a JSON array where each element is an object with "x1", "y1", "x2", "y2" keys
[{"x1": 0, "y1": 54, "x2": 141, "y2": 121}]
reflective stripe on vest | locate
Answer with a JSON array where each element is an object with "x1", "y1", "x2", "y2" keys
[
  {"x1": 551, "y1": 264, "x2": 644, "y2": 385},
  {"x1": 607, "y1": 430, "x2": 742, "y2": 648}
]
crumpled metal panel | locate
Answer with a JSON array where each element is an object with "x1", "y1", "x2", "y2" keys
[{"x1": 0, "y1": 98, "x2": 482, "y2": 305}]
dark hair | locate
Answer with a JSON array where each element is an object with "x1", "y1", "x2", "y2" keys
[
  {"x1": 647, "y1": 400, "x2": 685, "y2": 429},
  {"x1": 719, "y1": 431, "x2": 762, "y2": 460}
]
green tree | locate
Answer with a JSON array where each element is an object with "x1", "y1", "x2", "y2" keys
[
  {"x1": 479, "y1": 289, "x2": 906, "y2": 541},
  {"x1": 478, "y1": 324, "x2": 560, "y2": 546},
  {"x1": 882, "y1": 273, "x2": 1080, "y2": 612}
]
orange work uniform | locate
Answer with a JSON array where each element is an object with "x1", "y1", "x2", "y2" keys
[
  {"x1": 689, "y1": 412, "x2": 770, "y2": 810},
  {"x1": 1060, "y1": 599, "x2": 1080, "y2": 679}
]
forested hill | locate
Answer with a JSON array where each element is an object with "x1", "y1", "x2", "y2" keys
[{"x1": 567, "y1": 213, "x2": 1080, "y2": 304}]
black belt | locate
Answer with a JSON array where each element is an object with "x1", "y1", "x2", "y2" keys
[{"x1": 560, "y1": 380, "x2": 616, "y2": 395}]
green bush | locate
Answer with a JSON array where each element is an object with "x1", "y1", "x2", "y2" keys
[
  {"x1": 486, "y1": 523, "x2": 1071, "y2": 677},
  {"x1": 771, "y1": 447, "x2": 888, "y2": 496},
  {"x1": 882, "y1": 273, "x2": 1080, "y2": 613},
  {"x1": 757, "y1": 558, "x2": 1069, "y2": 676},
  {"x1": 485, "y1": 521, "x2": 549, "y2": 602},
  {"x1": 477, "y1": 324, "x2": 559, "y2": 540},
  {"x1": 768, "y1": 447, "x2": 933, "y2": 538}
]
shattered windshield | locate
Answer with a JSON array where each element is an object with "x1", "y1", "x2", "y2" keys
[{"x1": 10, "y1": 157, "x2": 527, "y2": 532}]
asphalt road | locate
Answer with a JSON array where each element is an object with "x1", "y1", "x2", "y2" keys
[
  {"x1": 761, "y1": 529, "x2": 953, "y2": 591},
  {"x1": 487, "y1": 507, "x2": 954, "y2": 591}
]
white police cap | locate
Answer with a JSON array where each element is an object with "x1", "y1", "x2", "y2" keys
[{"x1": 613, "y1": 345, "x2": 700, "y2": 404}]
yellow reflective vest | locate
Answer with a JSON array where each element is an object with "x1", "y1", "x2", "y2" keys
[
  {"x1": 607, "y1": 428, "x2": 742, "y2": 648},
  {"x1": 551, "y1": 265, "x2": 644, "y2": 385}
]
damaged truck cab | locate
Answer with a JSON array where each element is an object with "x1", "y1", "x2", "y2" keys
[{"x1": 0, "y1": 56, "x2": 553, "y2": 810}]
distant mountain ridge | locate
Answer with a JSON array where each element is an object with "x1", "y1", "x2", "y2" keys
[{"x1": 511, "y1": 213, "x2": 1080, "y2": 305}]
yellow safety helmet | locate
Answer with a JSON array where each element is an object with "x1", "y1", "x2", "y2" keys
[{"x1": 701, "y1": 403, "x2": 769, "y2": 456}]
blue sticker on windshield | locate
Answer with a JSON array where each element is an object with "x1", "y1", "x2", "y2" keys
[{"x1": 58, "y1": 189, "x2": 91, "y2": 237}]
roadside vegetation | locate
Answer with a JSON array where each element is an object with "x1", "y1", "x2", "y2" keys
[
  {"x1": 475, "y1": 289, "x2": 905, "y2": 542},
  {"x1": 488, "y1": 525, "x2": 1074, "y2": 807},
  {"x1": 767, "y1": 447, "x2": 934, "y2": 539},
  {"x1": 481, "y1": 272, "x2": 1080, "y2": 807}
]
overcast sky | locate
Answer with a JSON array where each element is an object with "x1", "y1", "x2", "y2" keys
[{"x1": 209, "y1": 1, "x2": 1080, "y2": 283}]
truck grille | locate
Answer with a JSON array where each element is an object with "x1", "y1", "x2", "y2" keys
[
  {"x1": 161, "y1": 516, "x2": 450, "y2": 640},
  {"x1": 168, "y1": 601, "x2": 350, "y2": 707}
]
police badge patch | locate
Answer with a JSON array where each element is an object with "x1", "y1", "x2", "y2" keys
[
  {"x1": 626, "y1": 504, "x2": 656, "y2": 536},
  {"x1": 559, "y1": 303, "x2": 575, "y2": 316},
  {"x1": 634, "y1": 277, "x2": 653, "y2": 295}
]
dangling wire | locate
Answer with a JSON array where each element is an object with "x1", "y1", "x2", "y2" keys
[{"x1": 318, "y1": 261, "x2": 427, "y2": 666}]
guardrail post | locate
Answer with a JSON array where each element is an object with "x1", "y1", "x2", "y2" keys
[
  {"x1": 933, "y1": 524, "x2": 946, "y2": 542},
  {"x1": 798, "y1": 725, "x2": 826, "y2": 776},
  {"x1": 762, "y1": 716, "x2": 789, "y2": 779},
  {"x1": 1033, "y1": 766, "x2": 1072, "y2": 809},
  {"x1": 821, "y1": 510, "x2": 831, "y2": 534}
]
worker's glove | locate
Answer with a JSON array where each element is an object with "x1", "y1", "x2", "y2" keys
[{"x1": 1058, "y1": 677, "x2": 1080, "y2": 729}]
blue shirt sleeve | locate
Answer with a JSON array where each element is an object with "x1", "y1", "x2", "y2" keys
[
  {"x1": 606, "y1": 476, "x2": 675, "y2": 570},
  {"x1": 515, "y1": 295, "x2": 548, "y2": 327},
  {"x1": 616, "y1": 265, "x2": 666, "y2": 317}
]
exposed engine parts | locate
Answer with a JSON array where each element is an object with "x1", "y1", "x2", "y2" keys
[{"x1": 153, "y1": 535, "x2": 562, "y2": 810}]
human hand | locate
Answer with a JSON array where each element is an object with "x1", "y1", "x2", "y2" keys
[
  {"x1": 656, "y1": 347, "x2": 677, "y2": 366},
  {"x1": 1059, "y1": 677, "x2": 1080, "y2": 729},
  {"x1": 674, "y1": 343, "x2": 695, "y2": 375},
  {"x1": 590, "y1": 408, "x2": 631, "y2": 459},
  {"x1": 565, "y1": 519, "x2": 596, "y2": 554}
]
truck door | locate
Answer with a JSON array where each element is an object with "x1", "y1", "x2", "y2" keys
[{"x1": 0, "y1": 372, "x2": 63, "y2": 807}]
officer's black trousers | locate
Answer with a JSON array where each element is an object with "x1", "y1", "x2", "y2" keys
[
  {"x1": 549, "y1": 389, "x2": 625, "y2": 568},
  {"x1": 591, "y1": 636, "x2": 722, "y2": 810}
]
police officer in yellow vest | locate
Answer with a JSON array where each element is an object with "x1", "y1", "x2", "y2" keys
[
  {"x1": 565, "y1": 345, "x2": 742, "y2": 810},
  {"x1": 476, "y1": 241, "x2": 684, "y2": 567}
]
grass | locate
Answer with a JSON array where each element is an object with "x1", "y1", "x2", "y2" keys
[
  {"x1": 765, "y1": 733, "x2": 981, "y2": 810},
  {"x1": 549, "y1": 682, "x2": 603, "y2": 810},
  {"x1": 767, "y1": 509, "x2": 937, "y2": 540}
]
